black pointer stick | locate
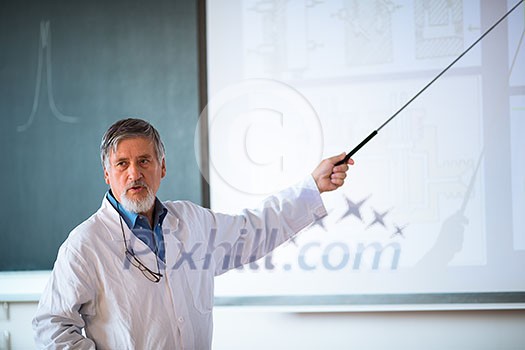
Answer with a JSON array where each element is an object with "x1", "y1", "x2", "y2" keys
[{"x1": 335, "y1": 0, "x2": 524, "y2": 166}]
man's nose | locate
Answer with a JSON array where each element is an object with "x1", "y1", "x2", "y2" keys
[{"x1": 127, "y1": 162, "x2": 143, "y2": 181}]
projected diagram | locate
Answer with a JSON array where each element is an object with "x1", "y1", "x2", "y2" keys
[
  {"x1": 245, "y1": 0, "x2": 311, "y2": 79},
  {"x1": 313, "y1": 73, "x2": 484, "y2": 266},
  {"x1": 244, "y1": 0, "x2": 402, "y2": 78},
  {"x1": 408, "y1": 124, "x2": 477, "y2": 221},
  {"x1": 332, "y1": 0, "x2": 401, "y2": 66},
  {"x1": 17, "y1": 20, "x2": 80, "y2": 132},
  {"x1": 416, "y1": 149, "x2": 484, "y2": 270},
  {"x1": 414, "y1": 0, "x2": 464, "y2": 59}
]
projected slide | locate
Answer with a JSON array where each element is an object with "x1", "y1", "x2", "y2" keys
[{"x1": 206, "y1": 0, "x2": 525, "y2": 299}]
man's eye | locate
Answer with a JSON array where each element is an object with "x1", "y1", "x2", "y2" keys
[
  {"x1": 116, "y1": 162, "x2": 127, "y2": 167},
  {"x1": 140, "y1": 159, "x2": 150, "y2": 164}
]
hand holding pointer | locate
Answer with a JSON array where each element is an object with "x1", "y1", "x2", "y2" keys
[{"x1": 312, "y1": 153, "x2": 354, "y2": 193}]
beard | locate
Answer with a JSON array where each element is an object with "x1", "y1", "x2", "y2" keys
[{"x1": 120, "y1": 181, "x2": 156, "y2": 214}]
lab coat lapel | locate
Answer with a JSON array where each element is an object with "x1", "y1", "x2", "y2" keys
[
  {"x1": 98, "y1": 196, "x2": 162, "y2": 271},
  {"x1": 162, "y1": 206, "x2": 181, "y2": 273},
  {"x1": 98, "y1": 197, "x2": 125, "y2": 241}
]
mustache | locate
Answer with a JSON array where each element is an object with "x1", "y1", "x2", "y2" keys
[{"x1": 124, "y1": 180, "x2": 150, "y2": 192}]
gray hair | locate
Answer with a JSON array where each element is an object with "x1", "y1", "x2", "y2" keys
[{"x1": 100, "y1": 118, "x2": 165, "y2": 169}]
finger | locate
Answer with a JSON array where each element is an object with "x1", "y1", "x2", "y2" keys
[
  {"x1": 330, "y1": 177, "x2": 345, "y2": 186},
  {"x1": 331, "y1": 172, "x2": 347, "y2": 180},
  {"x1": 332, "y1": 164, "x2": 349, "y2": 174},
  {"x1": 328, "y1": 152, "x2": 347, "y2": 164},
  {"x1": 347, "y1": 158, "x2": 355, "y2": 165}
]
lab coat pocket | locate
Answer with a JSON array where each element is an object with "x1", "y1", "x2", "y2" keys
[{"x1": 182, "y1": 259, "x2": 214, "y2": 314}]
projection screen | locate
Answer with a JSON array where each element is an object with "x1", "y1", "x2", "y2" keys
[{"x1": 203, "y1": 0, "x2": 525, "y2": 307}]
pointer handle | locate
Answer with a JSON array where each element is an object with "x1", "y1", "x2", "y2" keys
[{"x1": 334, "y1": 130, "x2": 378, "y2": 166}]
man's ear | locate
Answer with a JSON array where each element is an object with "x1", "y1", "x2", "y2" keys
[
  {"x1": 104, "y1": 167, "x2": 110, "y2": 185},
  {"x1": 161, "y1": 158, "x2": 166, "y2": 179}
]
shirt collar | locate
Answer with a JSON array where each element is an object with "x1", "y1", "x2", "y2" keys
[{"x1": 106, "y1": 189, "x2": 168, "y2": 230}]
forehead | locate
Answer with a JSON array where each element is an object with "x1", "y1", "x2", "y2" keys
[{"x1": 110, "y1": 137, "x2": 156, "y2": 158}]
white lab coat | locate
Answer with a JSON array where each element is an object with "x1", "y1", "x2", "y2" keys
[{"x1": 33, "y1": 176, "x2": 326, "y2": 349}]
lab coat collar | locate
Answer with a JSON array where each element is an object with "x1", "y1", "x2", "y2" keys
[
  {"x1": 98, "y1": 195, "x2": 180, "y2": 242},
  {"x1": 98, "y1": 195, "x2": 182, "y2": 272}
]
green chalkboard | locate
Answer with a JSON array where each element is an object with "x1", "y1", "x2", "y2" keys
[{"x1": 0, "y1": 0, "x2": 205, "y2": 270}]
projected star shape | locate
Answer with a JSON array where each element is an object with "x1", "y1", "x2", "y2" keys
[
  {"x1": 312, "y1": 212, "x2": 331, "y2": 231},
  {"x1": 390, "y1": 223, "x2": 408, "y2": 238},
  {"x1": 366, "y1": 208, "x2": 390, "y2": 229},
  {"x1": 338, "y1": 195, "x2": 370, "y2": 222}
]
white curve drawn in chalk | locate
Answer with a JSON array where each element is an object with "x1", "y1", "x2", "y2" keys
[{"x1": 17, "y1": 20, "x2": 80, "y2": 132}]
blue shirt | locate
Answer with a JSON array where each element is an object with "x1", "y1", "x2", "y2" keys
[{"x1": 106, "y1": 190, "x2": 168, "y2": 262}]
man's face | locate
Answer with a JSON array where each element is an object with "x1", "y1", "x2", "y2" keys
[{"x1": 104, "y1": 137, "x2": 166, "y2": 213}]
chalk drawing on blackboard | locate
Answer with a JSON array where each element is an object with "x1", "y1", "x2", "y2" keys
[{"x1": 17, "y1": 20, "x2": 80, "y2": 132}]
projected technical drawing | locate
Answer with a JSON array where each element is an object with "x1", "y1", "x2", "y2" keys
[
  {"x1": 246, "y1": 0, "x2": 290, "y2": 78},
  {"x1": 332, "y1": 0, "x2": 400, "y2": 66},
  {"x1": 305, "y1": 73, "x2": 484, "y2": 267},
  {"x1": 415, "y1": 0, "x2": 464, "y2": 59},
  {"x1": 17, "y1": 20, "x2": 80, "y2": 133},
  {"x1": 245, "y1": 0, "x2": 316, "y2": 80},
  {"x1": 408, "y1": 125, "x2": 475, "y2": 221}
]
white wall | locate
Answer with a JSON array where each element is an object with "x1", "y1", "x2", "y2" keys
[
  {"x1": 2, "y1": 302, "x2": 524, "y2": 350},
  {"x1": 213, "y1": 308, "x2": 525, "y2": 350},
  {"x1": 0, "y1": 303, "x2": 38, "y2": 350}
]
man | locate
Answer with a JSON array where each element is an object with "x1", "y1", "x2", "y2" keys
[{"x1": 33, "y1": 118, "x2": 353, "y2": 349}]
